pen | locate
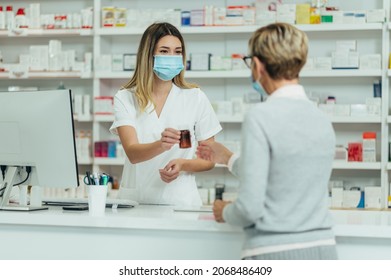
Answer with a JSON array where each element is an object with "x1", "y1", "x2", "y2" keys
[
  {"x1": 85, "y1": 171, "x2": 93, "y2": 185},
  {"x1": 100, "y1": 174, "x2": 108, "y2": 185},
  {"x1": 92, "y1": 172, "x2": 99, "y2": 185}
]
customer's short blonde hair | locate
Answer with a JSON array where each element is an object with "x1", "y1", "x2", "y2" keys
[{"x1": 249, "y1": 23, "x2": 308, "y2": 80}]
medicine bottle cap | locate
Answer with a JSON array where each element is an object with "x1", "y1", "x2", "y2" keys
[
  {"x1": 363, "y1": 132, "x2": 376, "y2": 139},
  {"x1": 6, "y1": 6, "x2": 12, "y2": 11},
  {"x1": 231, "y1": 53, "x2": 243, "y2": 59},
  {"x1": 16, "y1": 8, "x2": 25, "y2": 15}
]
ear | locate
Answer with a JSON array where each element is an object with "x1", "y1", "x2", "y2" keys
[{"x1": 252, "y1": 56, "x2": 266, "y2": 79}]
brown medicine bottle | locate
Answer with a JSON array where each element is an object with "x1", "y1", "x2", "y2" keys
[{"x1": 179, "y1": 129, "x2": 191, "y2": 149}]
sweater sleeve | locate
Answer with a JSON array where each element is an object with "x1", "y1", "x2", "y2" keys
[{"x1": 223, "y1": 110, "x2": 270, "y2": 227}]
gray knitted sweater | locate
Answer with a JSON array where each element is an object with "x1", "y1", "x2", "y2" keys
[{"x1": 223, "y1": 85, "x2": 336, "y2": 250}]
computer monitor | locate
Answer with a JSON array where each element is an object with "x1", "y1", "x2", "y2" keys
[{"x1": 0, "y1": 89, "x2": 79, "y2": 211}]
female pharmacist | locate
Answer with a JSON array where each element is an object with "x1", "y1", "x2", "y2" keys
[
  {"x1": 197, "y1": 23, "x2": 338, "y2": 260},
  {"x1": 110, "y1": 22, "x2": 221, "y2": 206}
]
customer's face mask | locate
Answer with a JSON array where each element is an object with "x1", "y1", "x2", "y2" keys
[
  {"x1": 153, "y1": 55, "x2": 184, "y2": 81},
  {"x1": 251, "y1": 76, "x2": 267, "y2": 98}
]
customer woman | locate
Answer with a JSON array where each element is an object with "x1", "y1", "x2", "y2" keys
[
  {"x1": 196, "y1": 23, "x2": 338, "y2": 260},
  {"x1": 110, "y1": 22, "x2": 221, "y2": 206}
]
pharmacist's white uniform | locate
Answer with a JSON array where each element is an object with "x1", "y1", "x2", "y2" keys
[{"x1": 110, "y1": 84, "x2": 222, "y2": 206}]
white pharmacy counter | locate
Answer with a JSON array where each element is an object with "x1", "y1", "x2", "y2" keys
[{"x1": 0, "y1": 205, "x2": 390, "y2": 260}]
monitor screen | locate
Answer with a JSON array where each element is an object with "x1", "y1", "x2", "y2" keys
[{"x1": 0, "y1": 89, "x2": 79, "y2": 211}]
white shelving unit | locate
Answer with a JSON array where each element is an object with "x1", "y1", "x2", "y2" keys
[{"x1": 1, "y1": 0, "x2": 391, "y2": 208}]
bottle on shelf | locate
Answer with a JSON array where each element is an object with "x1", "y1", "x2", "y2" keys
[
  {"x1": 5, "y1": 5, "x2": 13, "y2": 30},
  {"x1": 15, "y1": 8, "x2": 28, "y2": 29},
  {"x1": 0, "y1": 6, "x2": 5, "y2": 30}
]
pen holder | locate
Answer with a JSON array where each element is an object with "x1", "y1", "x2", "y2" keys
[{"x1": 88, "y1": 185, "x2": 108, "y2": 216}]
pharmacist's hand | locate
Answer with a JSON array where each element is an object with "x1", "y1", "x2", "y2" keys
[
  {"x1": 159, "y1": 159, "x2": 183, "y2": 183},
  {"x1": 160, "y1": 128, "x2": 180, "y2": 151},
  {"x1": 196, "y1": 141, "x2": 233, "y2": 165},
  {"x1": 213, "y1": 199, "x2": 230, "y2": 223}
]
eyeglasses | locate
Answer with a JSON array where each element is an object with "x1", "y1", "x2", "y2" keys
[{"x1": 242, "y1": 55, "x2": 253, "y2": 69}]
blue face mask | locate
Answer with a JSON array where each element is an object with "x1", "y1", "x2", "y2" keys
[
  {"x1": 153, "y1": 55, "x2": 184, "y2": 81},
  {"x1": 251, "y1": 76, "x2": 267, "y2": 99}
]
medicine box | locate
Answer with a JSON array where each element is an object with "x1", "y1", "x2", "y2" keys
[
  {"x1": 190, "y1": 53, "x2": 211, "y2": 71},
  {"x1": 112, "y1": 54, "x2": 123, "y2": 71},
  {"x1": 364, "y1": 186, "x2": 381, "y2": 209},
  {"x1": 343, "y1": 190, "x2": 362, "y2": 208},
  {"x1": 123, "y1": 54, "x2": 136, "y2": 71}
]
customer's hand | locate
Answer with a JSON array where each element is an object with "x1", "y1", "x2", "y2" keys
[
  {"x1": 160, "y1": 128, "x2": 180, "y2": 151},
  {"x1": 213, "y1": 199, "x2": 230, "y2": 223},
  {"x1": 159, "y1": 159, "x2": 183, "y2": 183},
  {"x1": 196, "y1": 141, "x2": 233, "y2": 165}
]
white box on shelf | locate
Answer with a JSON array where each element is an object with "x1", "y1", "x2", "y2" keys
[
  {"x1": 331, "y1": 188, "x2": 343, "y2": 208},
  {"x1": 331, "y1": 51, "x2": 359, "y2": 69},
  {"x1": 314, "y1": 57, "x2": 332, "y2": 70},
  {"x1": 74, "y1": 94, "x2": 83, "y2": 116},
  {"x1": 303, "y1": 57, "x2": 314, "y2": 70},
  {"x1": 366, "y1": 9, "x2": 385, "y2": 23},
  {"x1": 318, "y1": 104, "x2": 334, "y2": 116},
  {"x1": 350, "y1": 104, "x2": 367, "y2": 116},
  {"x1": 364, "y1": 186, "x2": 381, "y2": 209},
  {"x1": 29, "y1": 45, "x2": 49, "y2": 71},
  {"x1": 342, "y1": 190, "x2": 361, "y2": 208},
  {"x1": 354, "y1": 11, "x2": 366, "y2": 24},
  {"x1": 123, "y1": 54, "x2": 136, "y2": 71},
  {"x1": 112, "y1": 54, "x2": 123, "y2": 72},
  {"x1": 342, "y1": 11, "x2": 355, "y2": 24},
  {"x1": 334, "y1": 104, "x2": 350, "y2": 116},
  {"x1": 360, "y1": 54, "x2": 381, "y2": 70},
  {"x1": 95, "y1": 54, "x2": 112, "y2": 72},
  {"x1": 213, "y1": 7, "x2": 226, "y2": 25},
  {"x1": 82, "y1": 95, "x2": 91, "y2": 118},
  {"x1": 366, "y1": 98, "x2": 381, "y2": 115},
  {"x1": 190, "y1": 53, "x2": 211, "y2": 71}
]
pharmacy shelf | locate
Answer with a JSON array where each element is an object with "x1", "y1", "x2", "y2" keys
[
  {"x1": 301, "y1": 69, "x2": 382, "y2": 77},
  {"x1": 77, "y1": 158, "x2": 93, "y2": 165},
  {"x1": 96, "y1": 23, "x2": 382, "y2": 36},
  {"x1": 332, "y1": 161, "x2": 381, "y2": 170},
  {"x1": 186, "y1": 70, "x2": 249, "y2": 78},
  {"x1": 386, "y1": 163, "x2": 391, "y2": 170},
  {"x1": 215, "y1": 161, "x2": 382, "y2": 170},
  {"x1": 94, "y1": 158, "x2": 125, "y2": 165},
  {"x1": 387, "y1": 69, "x2": 391, "y2": 76},
  {"x1": 214, "y1": 115, "x2": 379, "y2": 124},
  {"x1": 94, "y1": 115, "x2": 115, "y2": 122},
  {"x1": 387, "y1": 116, "x2": 391, "y2": 123},
  {"x1": 94, "y1": 114, "x2": 244, "y2": 124},
  {"x1": 0, "y1": 71, "x2": 92, "y2": 79},
  {"x1": 95, "y1": 69, "x2": 381, "y2": 79},
  {"x1": 96, "y1": 26, "x2": 259, "y2": 36},
  {"x1": 95, "y1": 70, "x2": 250, "y2": 79},
  {"x1": 218, "y1": 116, "x2": 244, "y2": 123},
  {"x1": 330, "y1": 116, "x2": 381, "y2": 123},
  {"x1": 297, "y1": 23, "x2": 383, "y2": 32},
  {"x1": 0, "y1": 28, "x2": 93, "y2": 37},
  {"x1": 73, "y1": 115, "x2": 93, "y2": 122}
]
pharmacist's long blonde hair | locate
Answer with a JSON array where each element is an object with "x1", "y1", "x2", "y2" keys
[{"x1": 123, "y1": 22, "x2": 197, "y2": 112}]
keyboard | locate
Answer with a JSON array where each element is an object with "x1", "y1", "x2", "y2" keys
[{"x1": 42, "y1": 197, "x2": 138, "y2": 209}]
